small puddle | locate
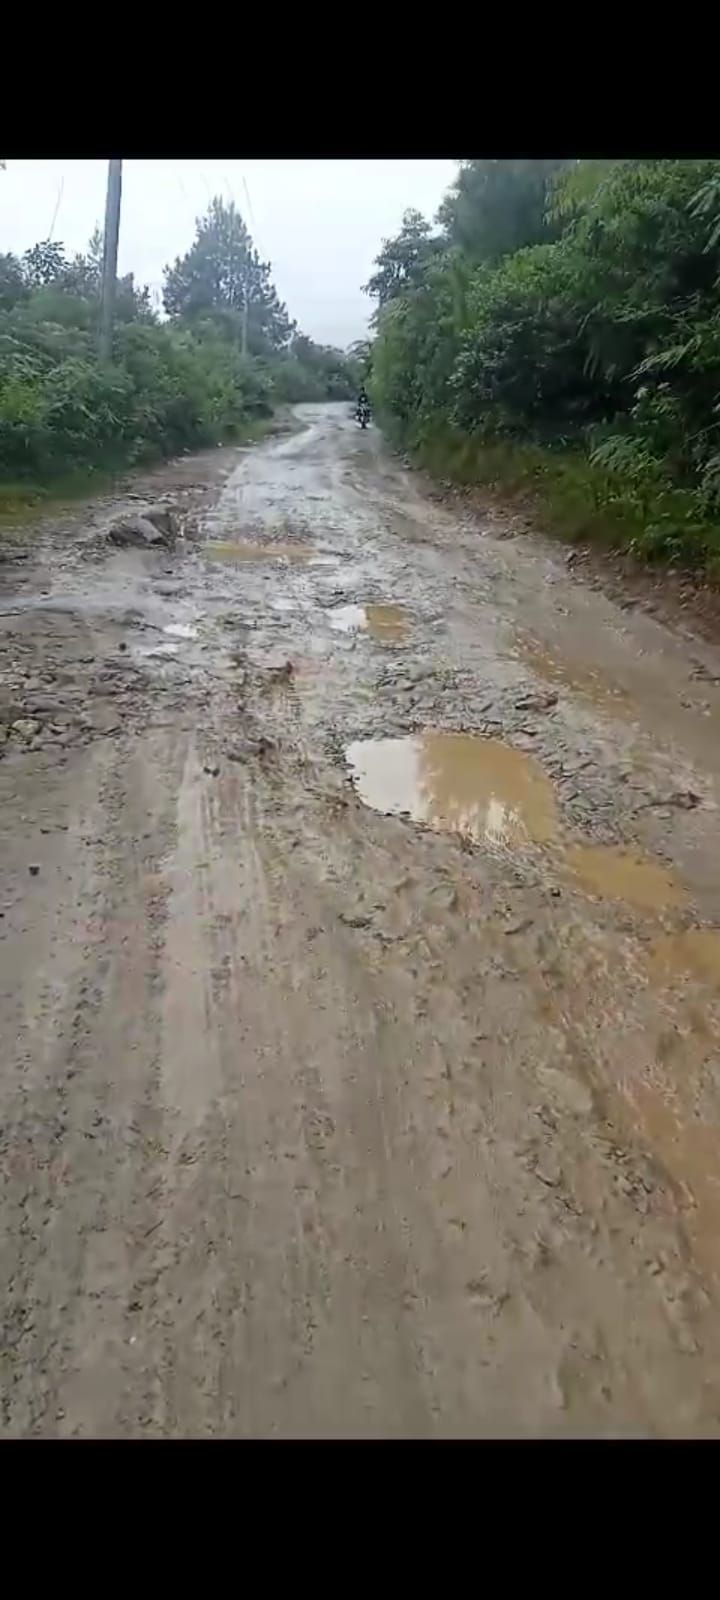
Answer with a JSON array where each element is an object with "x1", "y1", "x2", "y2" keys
[
  {"x1": 330, "y1": 604, "x2": 367, "y2": 634},
  {"x1": 650, "y1": 929, "x2": 720, "y2": 989},
  {"x1": 616, "y1": 1054, "x2": 720, "y2": 1283},
  {"x1": 345, "y1": 733, "x2": 558, "y2": 848},
  {"x1": 563, "y1": 845, "x2": 688, "y2": 910},
  {"x1": 204, "y1": 541, "x2": 314, "y2": 564},
  {"x1": 163, "y1": 622, "x2": 198, "y2": 640},
  {"x1": 139, "y1": 640, "x2": 179, "y2": 658},
  {"x1": 604, "y1": 927, "x2": 720, "y2": 1283},
  {"x1": 329, "y1": 603, "x2": 409, "y2": 643},
  {"x1": 516, "y1": 638, "x2": 632, "y2": 718},
  {"x1": 366, "y1": 604, "x2": 409, "y2": 643}
]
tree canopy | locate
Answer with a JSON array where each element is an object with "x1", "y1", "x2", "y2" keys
[
  {"x1": 163, "y1": 197, "x2": 294, "y2": 355},
  {"x1": 436, "y1": 159, "x2": 571, "y2": 263},
  {"x1": 363, "y1": 209, "x2": 442, "y2": 310},
  {"x1": 0, "y1": 201, "x2": 357, "y2": 487},
  {"x1": 368, "y1": 158, "x2": 720, "y2": 570}
]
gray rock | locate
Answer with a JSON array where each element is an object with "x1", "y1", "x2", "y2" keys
[
  {"x1": 11, "y1": 718, "x2": 42, "y2": 740},
  {"x1": 143, "y1": 504, "x2": 178, "y2": 539},
  {"x1": 29, "y1": 696, "x2": 67, "y2": 714},
  {"x1": 107, "y1": 515, "x2": 173, "y2": 550}
]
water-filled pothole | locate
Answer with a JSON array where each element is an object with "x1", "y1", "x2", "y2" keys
[
  {"x1": 515, "y1": 637, "x2": 632, "y2": 718},
  {"x1": 163, "y1": 622, "x2": 199, "y2": 640},
  {"x1": 204, "y1": 541, "x2": 315, "y2": 564},
  {"x1": 651, "y1": 928, "x2": 720, "y2": 986},
  {"x1": 329, "y1": 603, "x2": 409, "y2": 643},
  {"x1": 346, "y1": 732, "x2": 690, "y2": 908},
  {"x1": 345, "y1": 733, "x2": 557, "y2": 848},
  {"x1": 563, "y1": 845, "x2": 687, "y2": 910}
]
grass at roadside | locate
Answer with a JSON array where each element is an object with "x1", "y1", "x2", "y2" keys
[
  {"x1": 402, "y1": 423, "x2": 720, "y2": 581},
  {"x1": 0, "y1": 413, "x2": 284, "y2": 538}
]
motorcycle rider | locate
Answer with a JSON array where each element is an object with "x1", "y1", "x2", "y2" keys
[{"x1": 357, "y1": 384, "x2": 370, "y2": 416}]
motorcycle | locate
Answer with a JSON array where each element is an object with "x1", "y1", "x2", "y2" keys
[{"x1": 356, "y1": 401, "x2": 371, "y2": 430}]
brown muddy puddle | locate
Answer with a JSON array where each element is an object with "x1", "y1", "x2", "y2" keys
[
  {"x1": 346, "y1": 732, "x2": 690, "y2": 909},
  {"x1": 563, "y1": 845, "x2": 688, "y2": 910},
  {"x1": 515, "y1": 636, "x2": 632, "y2": 719},
  {"x1": 651, "y1": 929, "x2": 720, "y2": 989},
  {"x1": 346, "y1": 733, "x2": 558, "y2": 848},
  {"x1": 329, "y1": 603, "x2": 409, "y2": 643},
  {"x1": 345, "y1": 731, "x2": 716, "y2": 1286},
  {"x1": 614, "y1": 1037, "x2": 720, "y2": 1284},
  {"x1": 629, "y1": 928, "x2": 720, "y2": 1278},
  {"x1": 204, "y1": 540, "x2": 316, "y2": 565}
]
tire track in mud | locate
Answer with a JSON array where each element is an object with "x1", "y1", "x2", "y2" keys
[{"x1": 6, "y1": 406, "x2": 720, "y2": 1434}]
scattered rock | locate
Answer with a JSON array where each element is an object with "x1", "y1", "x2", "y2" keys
[
  {"x1": 504, "y1": 918, "x2": 534, "y2": 936},
  {"x1": 11, "y1": 718, "x2": 42, "y2": 741},
  {"x1": 338, "y1": 912, "x2": 372, "y2": 930},
  {"x1": 203, "y1": 763, "x2": 220, "y2": 777},
  {"x1": 534, "y1": 1157, "x2": 562, "y2": 1189},
  {"x1": 28, "y1": 696, "x2": 66, "y2": 714},
  {"x1": 142, "y1": 504, "x2": 178, "y2": 540},
  {"x1": 537, "y1": 1066, "x2": 593, "y2": 1116},
  {"x1": 107, "y1": 515, "x2": 173, "y2": 550},
  {"x1": 662, "y1": 789, "x2": 701, "y2": 810},
  {"x1": 28, "y1": 864, "x2": 40, "y2": 876},
  {"x1": 690, "y1": 664, "x2": 720, "y2": 684},
  {"x1": 636, "y1": 789, "x2": 702, "y2": 813},
  {"x1": 514, "y1": 690, "x2": 558, "y2": 713},
  {"x1": 226, "y1": 736, "x2": 274, "y2": 763}
]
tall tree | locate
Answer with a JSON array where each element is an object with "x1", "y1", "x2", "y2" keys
[
  {"x1": 163, "y1": 197, "x2": 293, "y2": 354},
  {"x1": 363, "y1": 209, "x2": 442, "y2": 310},
  {"x1": 0, "y1": 252, "x2": 27, "y2": 311},
  {"x1": 437, "y1": 159, "x2": 571, "y2": 263},
  {"x1": 22, "y1": 239, "x2": 68, "y2": 287}
]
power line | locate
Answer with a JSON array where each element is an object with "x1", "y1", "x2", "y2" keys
[
  {"x1": 48, "y1": 176, "x2": 64, "y2": 242},
  {"x1": 241, "y1": 171, "x2": 267, "y2": 261}
]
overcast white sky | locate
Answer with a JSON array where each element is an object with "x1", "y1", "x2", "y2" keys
[{"x1": 1, "y1": 160, "x2": 458, "y2": 348}]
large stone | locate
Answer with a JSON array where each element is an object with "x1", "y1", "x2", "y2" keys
[
  {"x1": 107, "y1": 515, "x2": 173, "y2": 549},
  {"x1": 11, "y1": 718, "x2": 42, "y2": 740},
  {"x1": 143, "y1": 504, "x2": 178, "y2": 540}
]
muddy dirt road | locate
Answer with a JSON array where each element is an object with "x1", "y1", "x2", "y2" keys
[{"x1": 4, "y1": 403, "x2": 720, "y2": 1436}]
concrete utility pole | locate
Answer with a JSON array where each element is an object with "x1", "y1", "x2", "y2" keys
[
  {"x1": 241, "y1": 274, "x2": 249, "y2": 359},
  {"x1": 99, "y1": 159, "x2": 123, "y2": 362}
]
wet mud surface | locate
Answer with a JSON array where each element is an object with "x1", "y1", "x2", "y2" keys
[{"x1": 4, "y1": 404, "x2": 720, "y2": 1436}]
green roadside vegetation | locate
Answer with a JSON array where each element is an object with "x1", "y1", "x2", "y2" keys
[
  {"x1": 366, "y1": 161, "x2": 720, "y2": 576},
  {"x1": 0, "y1": 197, "x2": 359, "y2": 521}
]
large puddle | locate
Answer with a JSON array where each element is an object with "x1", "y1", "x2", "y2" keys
[
  {"x1": 346, "y1": 733, "x2": 692, "y2": 909},
  {"x1": 329, "y1": 603, "x2": 409, "y2": 643},
  {"x1": 345, "y1": 733, "x2": 558, "y2": 848},
  {"x1": 204, "y1": 541, "x2": 316, "y2": 565}
]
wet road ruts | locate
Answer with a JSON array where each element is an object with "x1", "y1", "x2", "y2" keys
[{"x1": 3, "y1": 405, "x2": 720, "y2": 1435}]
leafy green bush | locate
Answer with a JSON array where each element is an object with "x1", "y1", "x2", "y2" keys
[
  {"x1": 368, "y1": 158, "x2": 720, "y2": 572},
  {"x1": 0, "y1": 201, "x2": 357, "y2": 491}
]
